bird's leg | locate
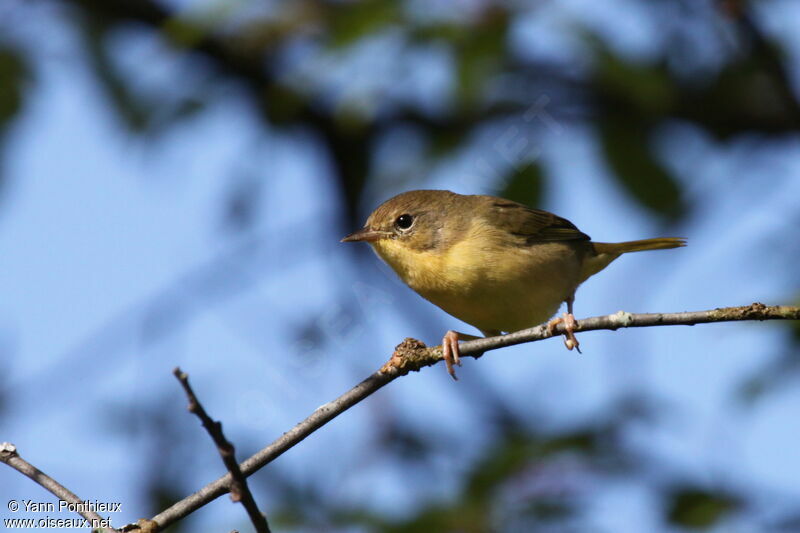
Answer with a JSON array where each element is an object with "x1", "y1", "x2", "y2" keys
[
  {"x1": 546, "y1": 295, "x2": 581, "y2": 353},
  {"x1": 442, "y1": 331, "x2": 461, "y2": 380},
  {"x1": 564, "y1": 296, "x2": 581, "y2": 353},
  {"x1": 441, "y1": 330, "x2": 485, "y2": 380}
]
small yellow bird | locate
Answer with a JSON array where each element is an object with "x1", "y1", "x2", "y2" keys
[{"x1": 342, "y1": 190, "x2": 685, "y2": 379}]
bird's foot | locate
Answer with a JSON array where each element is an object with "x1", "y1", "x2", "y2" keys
[
  {"x1": 546, "y1": 313, "x2": 582, "y2": 353},
  {"x1": 442, "y1": 330, "x2": 463, "y2": 380}
]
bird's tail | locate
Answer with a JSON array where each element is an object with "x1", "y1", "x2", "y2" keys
[
  {"x1": 579, "y1": 238, "x2": 686, "y2": 282},
  {"x1": 592, "y1": 237, "x2": 686, "y2": 255}
]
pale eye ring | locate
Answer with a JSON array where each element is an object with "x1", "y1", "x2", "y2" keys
[{"x1": 394, "y1": 214, "x2": 414, "y2": 231}]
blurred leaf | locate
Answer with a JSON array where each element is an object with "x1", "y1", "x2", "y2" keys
[
  {"x1": 376, "y1": 420, "x2": 435, "y2": 462},
  {"x1": 592, "y1": 38, "x2": 675, "y2": 116},
  {"x1": 428, "y1": 128, "x2": 467, "y2": 158},
  {"x1": 409, "y1": 22, "x2": 464, "y2": 43},
  {"x1": 328, "y1": 0, "x2": 399, "y2": 47},
  {"x1": 598, "y1": 118, "x2": 684, "y2": 220},
  {"x1": 382, "y1": 505, "x2": 472, "y2": 533},
  {"x1": 466, "y1": 432, "x2": 531, "y2": 503},
  {"x1": 0, "y1": 46, "x2": 26, "y2": 125},
  {"x1": 498, "y1": 163, "x2": 544, "y2": 207},
  {"x1": 80, "y1": 22, "x2": 150, "y2": 132},
  {"x1": 523, "y1": 500, "x2": 574, "y2": 522},
  {"x1": 162, "y1": 17, "x2": 208, "y2": 48},
  {"x1": 679, "y1": 62, "x2": 800, "y2": 137},
  {"x1": 588, "y1": 26, "x2": 800, "y2": 137},
  {"x1": 584, "y1": 32, "x2": 685, "y2": 219},
  {"x1": 542, "y1": 431, "x2": 598, "y2": 455},
  {"x1": 453, "y1": 8, "x2": 509, "y2": 106},
  {"x1": 165, "y1": 97, "x2": 206, "y2": 122},
  {"x1": 666, "y1": 486, "x2": 741, "y2": 529},
  {"x1": 700, "y1": 6, "x2": 800, "y2": 135},
  {"x1": 263, "y1": 83, "x2": 307, "y2": 125},
  {"x1": 0, "y1": 45, "x2": 28, "y2": 205},
  {"x1": 466, "y1": 429, "x2": 596, "y2": 503}
]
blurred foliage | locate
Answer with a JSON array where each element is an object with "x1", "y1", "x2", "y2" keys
[
  {"x1": 665, "y1": 486, "x2": 741, "y2": 530},
  {"x1": 4, "y1": 0, "x2": 800, "y2": 531},
  {"x1": 54, "y1": 0, "x2": 800, "y2": 227},
  {"x1": 598, "y1": 117, "x2": 684, "y2": 220},
  {"x1": 264, "y1": 397, "x2": 745, "y2": 532},
  {"x1": 592, "y1": 38, "x2": 685, "y2": 220},
  {"x1": 48, "y1": 0, "x2": 800, "y2": 227},
  {"x1": 0, "y1": 46, "x2": 26, "y2": 124},
  {"x1": 328, "y1": 0, "x2": 400, "y2": 48},
  {"x1": 0, "y1": 44, "x2": 28, "y2": 200},
  {"x1": 80, "y1": 21, "x2": 151, "y2": 132},
  {"x1": 451, "y1": 8, "x2": 509, "y2": 108},
  {"x1": 498, "y1": 163, "x2": 544, "y2": 209}
]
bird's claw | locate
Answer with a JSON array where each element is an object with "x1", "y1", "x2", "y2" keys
[
  {"x1": 547, "y1": 312, "x2": 581, "y2": 353},
  {"x1": 442, "y1": 330, "x2": 462, "y2": 380}
]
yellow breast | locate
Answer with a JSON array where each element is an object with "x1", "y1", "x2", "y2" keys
[{"x1": 371, "y1": 220, "x2": 583, "y2": 333}]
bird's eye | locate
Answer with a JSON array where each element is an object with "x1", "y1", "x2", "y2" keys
[{"x1": 395, "y1": 214, "x2": 414, "y2": 231}]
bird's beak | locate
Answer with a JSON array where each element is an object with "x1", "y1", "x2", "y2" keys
[{"x1": 341, "y1": 227, "x2": 385, "y2": 243}]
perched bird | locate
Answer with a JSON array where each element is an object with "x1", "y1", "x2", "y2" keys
[{"x1": 342, "y1": 190, "x2": 685, "y2": 379}]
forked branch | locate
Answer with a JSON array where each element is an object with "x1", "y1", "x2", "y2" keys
[
  {"x1": 173, "y1": 368, "x2": 271, "y2": 533},
  {"x1": 140, "y1": 303, "x2": 799, "y2": 531}
]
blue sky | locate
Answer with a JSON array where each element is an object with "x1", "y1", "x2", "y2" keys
[{"x1": 1, "y1": 1, "x2": 800, "y2": 532}]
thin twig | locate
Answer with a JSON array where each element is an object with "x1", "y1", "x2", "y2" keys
[
  {"x1": 0, "y1": 442, "x2": 119, "y2": 533},
  {"x1": 172, "y1": 368, "x2": 271, "y2": 533},
  {"x1": 145, "y1": 303, "x2": 798, "y2": 530}
]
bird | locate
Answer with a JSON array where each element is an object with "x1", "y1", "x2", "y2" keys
[{"x1": 342, "y1": 189, "x2": 685, "y2": 379}]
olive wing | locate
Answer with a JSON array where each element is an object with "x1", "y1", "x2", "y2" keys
[{"x1": 482, "y1": 198, "x2": 590, "y2": 244}]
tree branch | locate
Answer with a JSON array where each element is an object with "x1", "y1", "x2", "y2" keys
[
  {"x1": 173, "y1": 368, "x2": 271, "y2": 533},
  {"x1": 453, "y1": 302, "x2": 800, "y2": 356},
  {"x1": 139, "y1": 303, "x2": 799, "y2": 531},
  {"x1": 0, "y1": 442, "x2": 118, "y2": 533}
]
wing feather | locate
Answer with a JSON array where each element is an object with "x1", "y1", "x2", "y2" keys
[{"x1": 482, "y1": 198, "x2": 590, "y2": 244}]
